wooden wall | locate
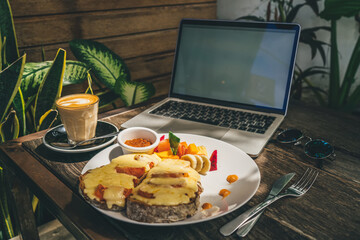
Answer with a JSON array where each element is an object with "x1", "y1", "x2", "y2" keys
[{"x1": 10, "y1": 0, "x2": 216, "y2": 109}]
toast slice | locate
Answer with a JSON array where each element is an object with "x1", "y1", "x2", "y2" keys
[
  {"x1": 79, "y1": 153, "x2": 161, "y2": 210},
  {"x1": 126, "y1": 159, "x2": 203, "y2": 223}
]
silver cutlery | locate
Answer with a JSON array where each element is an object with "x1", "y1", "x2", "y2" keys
[
  {"x1": 236, "y1": 172, "x2": 295, "y2": 237},
  {"x1": 220, "y1": 168, "x2": 318, "y2": 236},
  {"x1": 50, "y1": 131, "x2": 120, "y2": 149}
]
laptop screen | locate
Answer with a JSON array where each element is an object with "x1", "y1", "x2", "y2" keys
[{"x1": 170, "y1": 19, "x2": 300, "y2": 115}]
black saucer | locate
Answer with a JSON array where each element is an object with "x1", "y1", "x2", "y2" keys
[{"x1": 43, "y1": 121, "x2": 118, "y2": 153}]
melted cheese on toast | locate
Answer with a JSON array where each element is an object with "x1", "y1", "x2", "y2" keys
[{"x1": 130, "y1": 159, "x2": 201, "y2": 206}]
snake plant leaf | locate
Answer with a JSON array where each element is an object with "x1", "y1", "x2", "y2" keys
[
  {"x1": 21, "y1": 60, "x2": 89, "y2": 101},
  {"x1": 33, "y1": 49, "x2": 65, "y2": 128},
  {"x1": 0, "y1": 54, "x2": 26, "y2": 122},
  {"x1": 38, "y1": 109, "x2": 58, "y2": 131},
  {"x1": 0, "y1": 166, "x2": 15, "y2": 239},
  {"x1": 12, "y1": 88, "x2": 26, "y2": 136},
  {"x1": 69, "y1": 39, "x2": 131, "y2": 91},
  {"x1": 0, "y1": 0, "x2": 19, "y2": 68},
  {"x1": 0, "y1": 110, "x2": 19, "y2": 142},
  {"x1": 320, "y1": 0, "x2": 360, "y2": 21},
  {"x1": 115, "y1": 80, "x2": 155, "y2": 106}
]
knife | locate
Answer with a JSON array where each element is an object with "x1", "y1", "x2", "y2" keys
[
  {"x1": 236, "y1": 172, "x2": 295, "y2": 237},
  {"x1": 220, "y1": 172, "x2": 295, "y2": 236}
]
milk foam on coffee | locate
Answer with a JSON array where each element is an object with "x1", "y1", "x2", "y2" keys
[{"x1": 56, "y1": 94, "x2": 99, "y2": 144}]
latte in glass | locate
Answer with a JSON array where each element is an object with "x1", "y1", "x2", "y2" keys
[{"x1": 56, "y1": 94, "x2": 99, "y2": 144}]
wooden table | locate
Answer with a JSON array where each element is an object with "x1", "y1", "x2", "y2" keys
[{"x1": 1, "y1": 97, "x2": 359, "y2": 240}]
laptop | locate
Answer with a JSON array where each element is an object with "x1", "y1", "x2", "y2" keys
[{"x1": 122, "y1": 19, "x2": 300, "y2": 157}]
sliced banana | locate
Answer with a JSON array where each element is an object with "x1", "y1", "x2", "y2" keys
[
  {"x1": 194, "y1": 155, "x2": 203, "y2": 172},
  {"x1": 181, "y1": 154, "x2": 210, "y2": 175},
  {"x1": 199, "y1": 155, "x2": 210, "y2": 175},
  {"x1": 181, "y1": 154, "x2": 197, "y2": 169}
]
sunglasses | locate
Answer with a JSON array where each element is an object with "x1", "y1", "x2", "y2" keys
[{"x1": 276, "y1": 128, "x2": 335, "y2": 168}]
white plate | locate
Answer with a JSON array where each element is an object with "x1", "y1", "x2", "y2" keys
[{"x1": 81, "y1": 133, "x2": 260, "y2": 226}]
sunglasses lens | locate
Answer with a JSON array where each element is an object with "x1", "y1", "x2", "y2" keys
[
  {"x1": 305, "y1": 140, "x2": 333, "y2": 159},
  {"x1": 277, "y1": 129, "x2": 303, "y2": 143}
]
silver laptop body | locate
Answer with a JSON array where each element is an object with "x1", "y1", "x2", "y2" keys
[{"x1": 122, "y1": 19, "x2": 301, "y2": 157}]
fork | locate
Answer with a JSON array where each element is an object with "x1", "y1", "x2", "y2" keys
[{"x1": 219, "y1": 168, "x2": 319, "y2": 236}]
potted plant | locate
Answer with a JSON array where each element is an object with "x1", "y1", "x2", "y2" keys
[{"x1": 320, "y1": 0, "x2": 360, "y2": 111}]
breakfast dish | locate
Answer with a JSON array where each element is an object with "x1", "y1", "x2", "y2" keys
[
  {"x1": 79, "y1": 153, "x2": 161, "y2": 210},
  {"x1": 127, "y1": 159, "x2": 203, "y2": 223},
  {"x1": 80, "y1": 133, "x2": 260, "y2": 226},
  {"x1": 43, "y1": 121, "x2": 118, "y2": 153}
]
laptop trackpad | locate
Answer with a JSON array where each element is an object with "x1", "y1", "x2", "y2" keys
[{"x1": 156, "y1": 119, "x2": 227, "y2": 139}]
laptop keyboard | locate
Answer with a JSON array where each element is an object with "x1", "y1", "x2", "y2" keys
[{"x1": 149, "y1": 100, "x2": 275, "y2": 134}]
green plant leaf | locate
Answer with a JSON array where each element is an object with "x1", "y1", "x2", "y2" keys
[
  {"x1": 0, "y1": 110, "x2": 19, "y2": 142},
  {"x1": 0, "y1": 54, "x2": 26, "y2": 122},
  {"x1": 69, "y1": 39, "x2": 131, "y2": 91},
  {"x1": 328, "y1": 20, "x2": 340, "y2": 108},
  {"x1": 320, "y1": 0, "x2": 360, "y2": 21},
  {"x1": 345, "y1": 85, "x2": 360, "y2": 111},
  {"x1": 33, "y1": 49, "x2": 65, "y2": 129},
  {"x1": 38, "y1": 109, "x2": 58, "y2": 131},
  {"x1": 69, "y1": 39, "x2": 155, "y2": 106},
  {"x1": 338, "y1": 35, "x2": 360, "y2": 105},
  {"x1": 115, "y1": 80, "x2": 155, "y2": 106},
  {"x1": 286, "y1": 3, "x2": 306, "y2": 22},
  {"x1": 96, "y1": 90, "x2": 119, "y2": 108},
  {"x1": 21, "y1": 60, "x2": 89, "y2": 101},
  {"x1": 12, "y1": 88, "x2": 26, "y2": 136},
  {"x1": 300, "y1": 27, "x2": 330, "y2": 65},
  {"x1": 0, "y1": 0, "x2": 19, "y2": 68},
  {"x1": 62, "y1": 61, "x2": 89, "y2": 86},
  {"x1": 0, "y1": 166, "x2": 15, "y2": 239}
]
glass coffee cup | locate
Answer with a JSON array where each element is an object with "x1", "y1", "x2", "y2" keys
[{"x1": 55, "y1": 94, "x2": 99, "y2": 144}]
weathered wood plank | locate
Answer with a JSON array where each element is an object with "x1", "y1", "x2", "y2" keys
[
  {"x1": 11, "y1": 0, "x2": 216, "y2": 17},
  {"x1": 14, "y1": 3, "x2": 216, "y2": 48},
  {"x1": 20, "y1": 29, "x2": 178, "y2": 62},
  {"x1": 127, "y1": 52, "x2": 174, "y2": 81},
  {"x1": 281, "y1": 100, "x2": 360, "y2": 183},
  {"x1": 10, "y1": 176, "x2": 40, "y2": 240}
]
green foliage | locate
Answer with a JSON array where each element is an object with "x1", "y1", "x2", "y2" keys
[
  {"x1": 69, "y1": 39, "x2": 155, "y2": 107},
  {"x1": 236, "y1": 0, "x2": 330, "y2": 105},
  {"x1": 0, "y1": 0, "x2": 92, "y2": 237},
  {"x1": 0, "y1": 0, "x2": 19, "y2": 68},
  {"x1": 0, "y1": 110, "x2": 19, "y2": 142},
  {"x1": 33, "y1": 49, "x2": 65, "y2": 130},
  {"x1": 320, "y1": 0, "x2": 360, "y2": 110},
  {"x1": 320, "y1": 0, "x2": 360, "y2": 20},
  {"x1": 115, "y1": 79, "x2": 155, "y2": 106},
  {"x1": 21, "y1": 60, "x2": 89, "y2": 101},
  {"x1": 0, "y1": 54, "x2": 26, "y2": 123},
  {"x1": 38, "y1": 109, "x2": 58, "y2": 131},
  {"x1": 70, "y1": 39, "x2": 130, "y2": 91},
  {"x1": 0, "y1": 167, "x2": 15, "y2": 239}
]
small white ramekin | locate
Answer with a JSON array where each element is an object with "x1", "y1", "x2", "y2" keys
[{"x1": 117, "y1": 127, "x2": 160, "y2": 155}]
